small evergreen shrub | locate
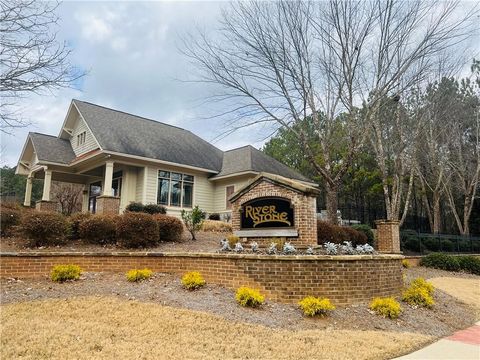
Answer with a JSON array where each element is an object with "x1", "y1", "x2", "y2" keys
[
  {"x1": 440, "y1": 239, "x2": 454, "y2": 252},
  {"x1": 125, "y1": 202, "x2": 145, "y2": 213},
  {"x1": 143, "y1": 203, "x2": 167, "y2": 215},
  {"x1": 457, "y1": 256, "x2": 480, "y2": 275},
  {"x1": 402, "y1": 259, "x2": 411, "y2": 268},
  {"x1": 369, "y1": 297, "x2": 402, "y2": 319},
  {"x1": 402, "y1": 278, "x2": 435, "y2": 308},
  {"x1": 1, "y1": 206, "x2": 21, "y2": 236},
  {"x1": 117, "y1": 212, "x2": 159, "y2": 248},
  {"x1": 235, "y1": 287, "x2": 264, "y2": 307},
  {"x1": 420, "y1": 253, "x2": 460, "y2": 272},
  {"x1": 79, "y1": 214, "x2": 117, "y2": 245},
  {"x1": 21, "y1": 211, "x2": 68, "y2": 247},
  {"x1": 153, "y1": 214, "x2": 184, "y2": 241},
  {"x1": 351, "y1": 224, "x2": 374, "y2": 244},
  {"x1": 126, "y1": 268, "x2": 153, "y2": 282},
  {"x1": 181, "y1": 271, "x2": 206, "y2": 290},
  {"x1": 411, "y1": 277, "x2": 434, "y2": 296},
  {"x1": 51, "y1": 264, "x2": 82, "y2": 282},
  {"x1": 208, "y1": 213, "x2": 221, "y2": 221},
  {"x1": 68, "y1": 212, "x2": 91, "y2": 240},
  {"x1": 298, "y1": 296, "x2": 335, "y2": 317}
]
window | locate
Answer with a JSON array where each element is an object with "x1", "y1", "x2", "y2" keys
[
  {"x1": 77, "y1": 131, "x2": 86, "y2": 146},
  {"x1": 226, "y1": 185, "x2": 235, "y2": 209},
  {"x1": 157, "y1": 171, "x2": 194, "y2": 207}
]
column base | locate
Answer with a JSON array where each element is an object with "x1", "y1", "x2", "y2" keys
[
  {"x1": 96, "y1": 196, "x2": 120, "y2": 215},
  {"x1": 35, "y1": 200, "x2": 58, "y2": 212}
]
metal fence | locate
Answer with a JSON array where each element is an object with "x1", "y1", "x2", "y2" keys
[{"x1": 400, "y1": 231, "x2": 480, "y2": 254}]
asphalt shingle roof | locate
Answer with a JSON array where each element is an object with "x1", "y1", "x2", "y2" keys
[{"x1": 29, "y1": 132, "x2": 76, "y2": 164}]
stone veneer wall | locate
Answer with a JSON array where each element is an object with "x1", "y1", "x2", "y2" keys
[
  {"x1": 96, "y1": 196, "x2": 120, "y2": 215},
  {"x1": 35, "y1": 200, "x2": 58, "y2": 212},
  {"x1": 231, "y1": 180, "x2": 317, "y2": 247},
  {"x1": 0, "y1": 252, "x2": 403, "y2": 305},
  {"x1": 375, "y1": 220, "x2": 401, "y2": 253}
]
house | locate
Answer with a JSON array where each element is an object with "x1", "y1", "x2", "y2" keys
[{"x1": 16, "y1": 100, "x2": 315, "y2": 217}]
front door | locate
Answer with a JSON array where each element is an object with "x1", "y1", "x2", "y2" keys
[{"x1": 88, "y1": 181, "x2": 102, "y2": 213}]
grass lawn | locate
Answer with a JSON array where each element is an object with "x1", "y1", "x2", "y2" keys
[{"x1": 1, "y1": 296, "x2": 432, "y2": 360}]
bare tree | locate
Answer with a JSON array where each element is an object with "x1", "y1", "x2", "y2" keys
[
  {"x1": 184, "y1": 0, "x2": 477, "y2": 223},
  {"x1": 0, "y1": 0, "x2": 84, "y2": 133},
  {"x1": 51, "y1": 182, "x2": 82, "y2": 216}
]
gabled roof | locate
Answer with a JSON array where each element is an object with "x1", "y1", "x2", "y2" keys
[
  {"x1": 72, "y1": 99, "x2": 224, "y2": 172},
  {"x1": 29, "y1": 132, "x2": 76, "y2": 164},
  {"x1": 213, "y1": 145, "x2": 312, "y2": 183}
]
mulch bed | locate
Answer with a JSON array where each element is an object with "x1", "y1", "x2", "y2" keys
[{"x1": 1, "y1": 267, "x2": 478, "y2": 339}]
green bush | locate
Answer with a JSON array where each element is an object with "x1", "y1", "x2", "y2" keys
[
  {"x1": 125, "y1": 202, "x2": 145, "y2": 212},
  {"x1": 143, "y1": 203, "x2": 167, "y2": 215},
  {"x1": 403, "y1": 237, "x2": 423, "y2": 253},
  {"x1": 1, "y1": 206, "x2": 21, "y2": 236},
  {"x1": 235, "y1": 287, "x2": 264, "y2": 307},
  {"x1": 369, "y1": 297, "x2": 402, "y2": 319},
  {"x1": 351, "y1": 224, "x2": 374, "y2": 244},
  {"x1": 457, "y1": 256, "x2": 480, "y2": 275},
  {"x1": 181, "y1": 271, "x2": 206, "y2": 290},
  {"x1": 317, "y1": 221, "x2": 368, "y2": 246},
  {"x1": 181, "y1": 205, "x2": 205, "y2": 240},
  {"x1": 126, "y1": 268, "x2": 153, "y2": 282},
  {"x1": 152, "y1": 214, "x2": 184, "y2": 241},
  {"x1": 79, "y1": 214, "x2": 117, "y2": 245},
  {"x1": 298, "y1": 296, "x2": 335, "y2": 317},
  {"x1": 51, "y1": 264, "x2": 82, "y2": 282},
  {"x1": 420, "y1": 253, "x2": 461, "y2": 272},
  {"x1": 116, "y1": 212, "x2": 159, "y2": 248},
  {"x1": 423, "y1": 238, "x2": 439, "y2": 252},
  {"x1": 68, "y1": 212, "x2": 91, "y2": 240},
  {"x1": 21, "y1": 211, "x2": 68, "y2": 247},
  {"x1": 343, "y1": 226, "x2": 368, "y2": 246},
  {"x1": 440, "y1": 239, "x2": 454, "y2": 252}
]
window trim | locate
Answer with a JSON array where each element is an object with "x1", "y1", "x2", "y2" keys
[{"x1": 157, "y1": 170, "x2": 194, "y2": 208}]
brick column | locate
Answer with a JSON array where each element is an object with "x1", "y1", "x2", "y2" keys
[
  {"x1": 375, "y1": 220, "x2": 401, "y2": 253},
  {"x1": 35, "y1": 200, "x2": 58, "y2": 212},
  {"x1": 96, "y1": 195, "x2": 120, "y2": 215}
]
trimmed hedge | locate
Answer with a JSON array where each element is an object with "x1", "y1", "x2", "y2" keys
[
  {"x1": 126, "y1": 202, "x2": 166, "y2": 215},
  {"x1": 1, "y1": 206, "x2": 21, "y2": 236},
  {"x1": 351, "y1": 224, "x2": 374, "y2": 244},
  {"x1": 317, "y1": 220, "x2": 369, "y2": 246},
  {"x1": 79, "y1": 214, "x2": 117, "y2": 245},
  {"x1": 21, "y1": 211, "x2": 68, "y2": 247},
  {"x1": 420, "y1": 253, "x2": 480, "y2": 275},
  {"x1": 116, "y1": 212, "x2": 159, "y2": 248},
  {"x1": 152, "y1": 214, "x2": 184, "y2": 241},
  {"x1": 68, "y1": 212, "x2": 91, "y2": 240}
]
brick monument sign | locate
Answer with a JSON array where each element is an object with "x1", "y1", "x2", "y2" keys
[{"x1": 230, "y1": 173, "x2": 320, "y2": 248}]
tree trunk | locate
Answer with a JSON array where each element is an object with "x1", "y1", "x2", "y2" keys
[
  {"x1": 325, "y1": 182, "x2": 339, "y2": 224},
  {"x1": 432, "y1": 193, "x2": 441, "y2": 234}
]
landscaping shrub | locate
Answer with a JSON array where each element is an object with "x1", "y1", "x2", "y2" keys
[
  {"x1": 440, "y1": 239, "x2": 454, "y2": 252},
  {"x1": 402, "y1": 278, "x2": 435, "y2": 308},
  {"x1": 369, "y1": 297, "x2": 402, "y2": 319},
  {"x1": 420, "y1": 253, "x2": 460, "y2": 272},
  {"x1": 201, "y1": 220, "x2": 232, "y2": 233},
  {"x1": 343, "y1": 226, "x2": 368, "y2": 246},
  {"x1": 125, "y1": 202, "x2": 145, "y2": 213},
  {"x1": 68, "y1": 212, "x2": 91, "y2": 240},
  {"x1": 402, "y1": 259, "x2": 411, "y2": 268},
  {"x1": 208, "y1": 213, "x2": 221, "y2": 221},
  {"x1": 423, "y1": 238, "x2": 439, "y2": 252},
  {"x1": 51, "y1": 264, "x2": 82, "y2": 282},
  {"x1": 403, "y1": 237, "x2": 423, "y2": 253},
  {"x1": 317, "y1": 220, "x2": 345, "y2": 244},
  {"x1": 126, "y1": 268, "x2": 153, "y2": 282},
  {"x1": 1, "y1": 206, "x2": 21, "y2": 236},
  {"x1": 116, "y1": 212, "x2": 159, "y2": 248},
  {"x1": 181, "y1": 271, "x2": 206, "y2": 290},
  {"x1": 21, "y1": 211, "x2": 68, "y2": 247},
  {"x1": 351, "y1": 224, "x2": 374, "y2": 244},
  {"x1": 226, "y1": 234, "x2": 240, "y2": 248},
  {"x1": 143, "y1": 203, "x2": 167, "y2": 215},
  {"x1": 79, "y1": 214, "x2": 117, "y2": 245},
  {"x1": 457, "y1": 256, "x2": 480, "y2": 275},
  {"x1": 153, "y1": 214, "x2": 184, "y2": 241},
  {"x1": 298, "y1": 296, "x2": 335, "y2": 317},
  {"x1": 235, "y1": 287, "x2": 264, "y2": 307},
  {"x1": 181, "y1": 205, "x2": 204, "y2": 240}
]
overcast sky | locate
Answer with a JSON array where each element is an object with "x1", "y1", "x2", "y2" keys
[{"x1": 1, "y1": 0, "x2": 269, "y2": 167}]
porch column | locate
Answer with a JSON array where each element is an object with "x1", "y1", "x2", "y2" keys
[
  {"x1": 42, "y1": 169, "x2": 52, "y2": 201},
  {"x1": 81, "y1": 185, "x2": 89, "y2": 213},
  {"x1": 103, "y1": 161, "x2": 114, "y2": 196},
  {"x1": 23, "y1": 175, "x2": 33, "y2": 206}
]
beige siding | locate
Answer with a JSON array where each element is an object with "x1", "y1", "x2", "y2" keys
[
  {"x1": 70, "y1": 115, "x2": 98, "y2": 156},
  {"x1": 135, "y1": 167, "x2": 145, "y2": 203},
  {"x1": 119, "y1": 166, "x2": 137, "y2": 212},
  {"x1": 212, "y1": 175, "x2": 255, "y2": 213}
]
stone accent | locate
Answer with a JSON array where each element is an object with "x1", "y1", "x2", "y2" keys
[
  {"x1": 231, "y1": 180, "x2": 317, "y2": 248},
  {"x1": 375, "y1": 220, "x2": 401, "y2": 253},
  {"x1": 0, "y1": 252, "x2": 404, "y2": 305},
  {"x1": 96, "y1": 195, "x2": 120, "y2": 214},
  {"x1": 35, "y1": 200, "x2": 58, "y2": 212}
]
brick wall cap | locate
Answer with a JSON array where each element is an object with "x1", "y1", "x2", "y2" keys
[{"x1": 374, "y1": 219, "x2": 400, "y2": 225}]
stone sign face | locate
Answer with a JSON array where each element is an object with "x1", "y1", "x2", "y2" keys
[{"x1": 240, "y1": 197, "x2": 294, "y2": 229}]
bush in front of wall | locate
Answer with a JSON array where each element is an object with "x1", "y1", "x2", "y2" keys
[
  {"x1": 68, "y1": 212, "x2": 91, "y2": 240},
  {"x1": 0, "y1": 206, "x2": 21, "y2": 236},
  {"x1": 79, "y1": 214, "x2": 117, "y2": 245},
  {"x1": 208, "y1": 213, "x2": 221, "y2": 221},
  {"x1": 181, "y1": 271, "x2": 206, "y2": 290},
  {"x1": 351, "y1": 224, "x2": 375, "y2": 244},
  {"x1": 143, "y1": 203, "x2": 167, "y2": 215},
  {"x1": 298, "y1": 296, "x2": 335, "y2": 317},
  {"x1": 420, "y1": 253, "x2": 461, "y2": 272},
  {"x1": 152, "y1": 214, "x2": 184, "y2": 241},
  {"x1": 235, "y1": 287, "x2": 265, "y2": 307},
  {"x1": 125, "y1": 202, "x2": 145, "y2": 213},
  {"x1": 343, "y1": 226, "x2": 368, "y2": 246},
  {"x1": 369, "y1": 297, "x2": 402, "y2": 319},
  {"x1": 126, "y1": 268, "x2": 153, "y2": 282},
  {"x1": 402, "y1": 259, "x2": 411, "y2": 268},
  {"x1": 116, "y1": 212, "x2": 159, "y2": 248},
  {"x1": 51, "y1": 264, "x2": 82, "y2": 282},
  {"x1": 21, "y1": 211, "x2": 68, "y2": 247},
  {"x1": 226, "y1": 234, "x2": 240, "y2": 248}
]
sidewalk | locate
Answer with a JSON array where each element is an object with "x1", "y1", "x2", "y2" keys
[{"x1": 395, "y1": 322, "x2": 480, "y2": 359}]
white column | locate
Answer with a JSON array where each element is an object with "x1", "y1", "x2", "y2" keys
[
  {"x1": 103, "y1": 161, "x2": 114, "y2": 196},
  {"x1": 82, "y1": 185, "x2": 89, "y2": 212},
  {"x1": 24, "y1": 175, "x2": 33, "y2": 206},
  {"x1": 42, "y1": 169, "x2": 52, "y2": 201}
]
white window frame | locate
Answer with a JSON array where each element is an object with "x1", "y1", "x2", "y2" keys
[{"x1": 157, "y1": 170, "x2": 194, "y2": 208}]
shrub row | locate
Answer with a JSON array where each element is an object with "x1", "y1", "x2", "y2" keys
[
  {"x1": 16, "y1": 211, "x2": 184, "y2": 248},
  {"x1": 420, "y1": 253, "x2": 480, "y2": 275},
  {"x1": 125, "y1": 202, "x2": 167, "y2": 215},
  {"x1": 401, "y1": 231, "x2": 480, "y2": 253},
  {"x1": 317, "y1": 220, "x2": 370, "y2": 246}
]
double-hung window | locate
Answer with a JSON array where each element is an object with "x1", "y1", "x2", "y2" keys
[{"x1": 157, "y1": 171, "x2": 194, "y2": 208}]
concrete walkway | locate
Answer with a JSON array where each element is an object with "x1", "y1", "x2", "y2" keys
[{"x1": 395, "y1": 322, "x2": 480, "y2": 359}]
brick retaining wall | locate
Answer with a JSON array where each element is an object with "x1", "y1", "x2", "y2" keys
[{"x1": 0, "y1": 252, "x2": 403, "y2": 305}]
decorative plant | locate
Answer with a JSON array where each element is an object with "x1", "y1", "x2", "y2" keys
[
  {"x1": 324, "y1": 242, "x2": 338, "y2": 255},
  {"x1": 51, "y1": 264, "x2": 82, "y2": 282},
  {"x1": 402, "y1": 259, "x2": 411, "y2": 268},
  {"x1": 283, "y1": 242, "x2": 296, "y2": 254},
  {"x1": 181, "y1": 271, "x2": 206, "y2": 290},
  {"x1": 220, "y1": 239, "x2": 231, "y2": 251},
  {"x1": 298, "y1": 296, "x2": 335, "y2": 317},
  {"x1": 235, "y1": 287, "x2": 265, "y2": 307},
  {"x1": 250, "y1": 241, "x2": 259, "y2": 252},
  {"x1": 226, "y1": 234, "x2": 240, "y2": 248},
  {"x1": 402, "y1": 278, "x2": 435, "y2": 308},
  {"x1": 181, "y1": 205, "x2": 205, "y2": 240},
  {"x1": 340, "y1": 241, "x2": 355, "y2": 254},
  {"x1": 126, "y1": 268, "x2": 153, "y2": 282},
  {"x1": 355, "y1": 244, "x2": 375, "y2": 254},
  {"x1": 234, "y1": 242, "x2": 244, "y2": 252},
  {"x1": 306, "y1": 246, "x2": 314, "y2": 255},
  {"x1": 369, "y1": 297, "x2": 402, "y2": 319},
  {"x1": 267, "y1": 242, "x2": 278, "y2": 255}
]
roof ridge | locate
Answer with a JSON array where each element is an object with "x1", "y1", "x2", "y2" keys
[{"x1": 30, "y1": 132, "x2": 59, "y2": 138}]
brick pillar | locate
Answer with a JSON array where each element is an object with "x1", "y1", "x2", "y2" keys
[
  {"x1": 375, "y1": 220, "x2": 401, "y2": 253},
  {"x1": 35, "y1": 200, "x2": 58, "y2": 212},
  {"x1": 96, "y1": 195, "x2": 120, "y2": 215}
]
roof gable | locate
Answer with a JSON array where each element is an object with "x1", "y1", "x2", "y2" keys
[{"x1": 29, "y1": 133, "x2": 76, "y2": 164}]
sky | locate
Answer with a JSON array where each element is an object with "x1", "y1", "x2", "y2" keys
[{"x1": 1, "y1": 0, "x2": 269, "y2": 167}]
